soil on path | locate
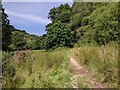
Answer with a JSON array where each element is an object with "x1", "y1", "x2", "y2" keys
[{"x1": 70, "y1": 57, "x2": 107, "y2": 88}]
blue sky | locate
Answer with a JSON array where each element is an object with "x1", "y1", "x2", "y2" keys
[{"x1": 3, "y1": 2, "x2": 73, "y2": 36}]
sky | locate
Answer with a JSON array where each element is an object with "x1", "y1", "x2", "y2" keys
[{"x1": 3, "y1": 1, "x2": 73, "y2": 36}]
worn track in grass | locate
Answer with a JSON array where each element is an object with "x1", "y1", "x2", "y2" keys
[{"x1": 70, "y1": 57, "x2": 107, "y2": 88}]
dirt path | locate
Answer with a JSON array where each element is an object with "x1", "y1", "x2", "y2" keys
[{"x1": 70, "y1": 57, "x2": 107, "y2": 88}]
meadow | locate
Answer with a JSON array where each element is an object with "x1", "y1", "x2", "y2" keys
[
  {"x1": 2, "y1": 42, "x2": 119, "y2": 88},
  {"x1": 2, "y1": 48, "x2": 72, "y2": 88}
]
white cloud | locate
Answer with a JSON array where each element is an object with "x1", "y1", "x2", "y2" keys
[{"x1": 5, "y1": 9, "x2": 51, "y2": 24}]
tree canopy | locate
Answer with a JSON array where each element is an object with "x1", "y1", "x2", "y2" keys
[
  {"x1": 2, "y1": 2, "x2": 119, "y2": 51},
  {"x1": 2, "y1": 8, "x2": 13, "y2": 51}
]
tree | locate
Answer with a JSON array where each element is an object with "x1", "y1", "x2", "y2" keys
[
  {"x1": 9, "y1": 31, "x2": 27, "y2": 50},
  {"x1": 39, "y1": 34, "x2": 47, "y2": 50},
  {"x1": 45, "y1": 21, "x2": 73, "y2": 49},
  {"x1": 89, "y1": 3, "x2": 119, "y2": 44},
  {"x1": 69, "y1": 2, "x2": 94, "y2": 42},
  {"x1": 48, "y1": 3, "x2": 71, "y2": 23},
  {"x1": 69, "y1": 2, "x2": 119, "y2": 45},
  {"x1": 48, "y1": 7, "x2": 57, "y2": 21},
  {"x1": 45, "y1": 3, "x2": 73, "y2": 50},
  {"x1": 2, "y1": 8, "x2": 13, "y2": 51},
  {"x1": 25, "y1": 34, "x2": 41, "y2": 50}
]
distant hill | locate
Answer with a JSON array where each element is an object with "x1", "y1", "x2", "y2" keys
[{"x1": 9, "y1": 28, "x2": 44, "y2": 51}]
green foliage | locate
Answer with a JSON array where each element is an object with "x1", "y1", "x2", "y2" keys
[
  {"x1": 45, "y1": 3, "x2": 73, "y2": 50},
  {"x1": 81, "y1": 16, "x2": 90, "y2": 26},
  {"x1": 9, "y1": 30, "x2": 44, "y2": 51},
  {"x1": 59, "y1": 9, "x2": 71, "y2": 23},
  {"x1": 2, "y1": 8, "x2": 13, "y2": 51},
  {"x1": 90, "y1": 3, "x2": 119, "y2": 44},
  {"x1": 10, "y1": 31, "x2": 27, "y2": 50},
  {"x1": 70, "y1": 2, "x2": 119, "y2": 45},
  {"x1": 45, "y1": 21, "x2": 73, "y2": 49},
  {"x1": 70, "y1": 2, "x2": 94, "y2": 30},
  {"x1": 70, "y1": 14, "x2": 81, "y2": 30},
  {"x1": 3, "y1": 2, "x2": 119, "y2": 51},
  {"x1": 48, "y1": 3, "x2": 71, "y2": 23},
  {"x1": 25, "y1": 34, "x2": 40, "y2": 50}
]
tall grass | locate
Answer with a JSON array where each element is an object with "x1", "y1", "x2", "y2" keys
[
  {"x1": 72, "y1": 42, "x2": 118, "y2": 88},
  {"x1": 2, "y1": 48, "x2": 72, "y2": 88},
  {"x1": 2, "y1": 43, "x2": 118, "y2": 88}
]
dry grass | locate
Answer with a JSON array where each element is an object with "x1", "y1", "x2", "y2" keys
[
  {"x1": 72, "y1": 42, "x2": 118, "y2": 88},
  {"x1": 2, "y1": 42, "x2": 118, "y2": 88},
  {"x1": 2, "y1": 48, "x2": 72, "y2": 88}
]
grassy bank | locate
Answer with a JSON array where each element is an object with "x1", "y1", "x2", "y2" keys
[{"x1": 72, "y1": 42, "x2": 118, "y2": 88}]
